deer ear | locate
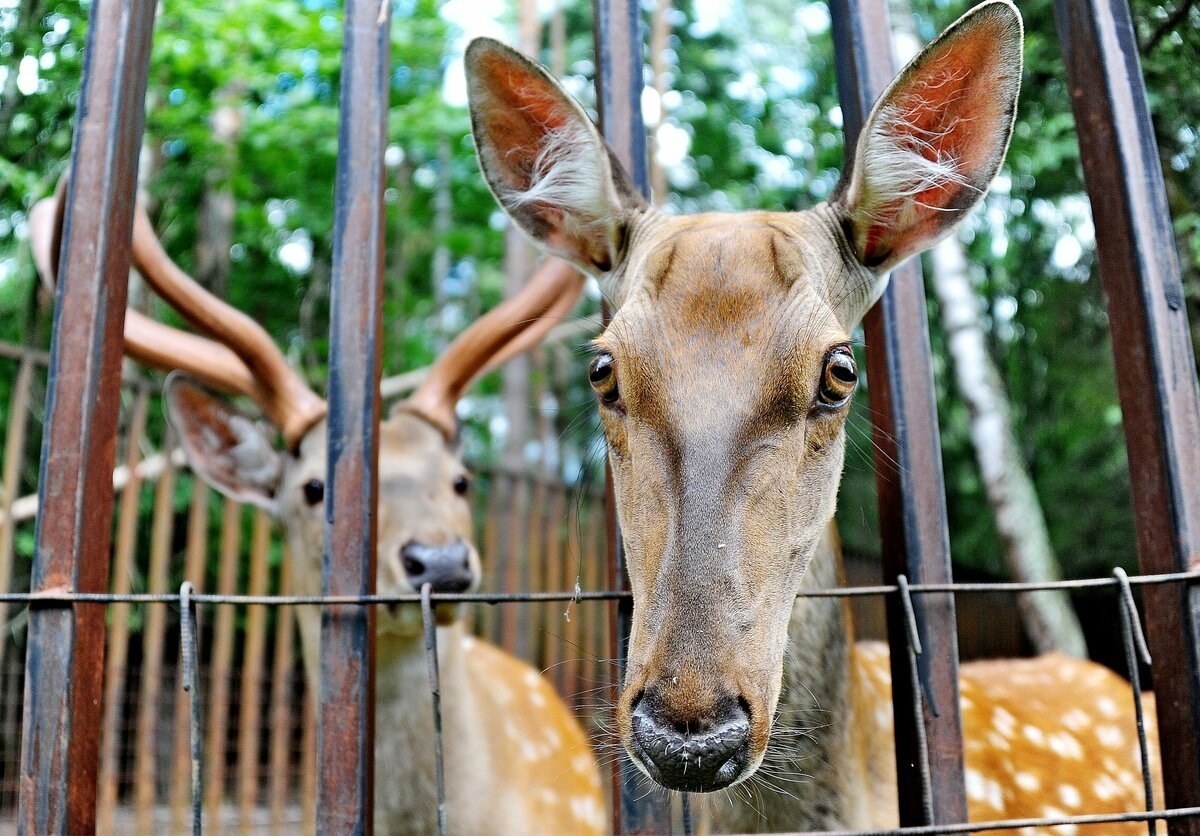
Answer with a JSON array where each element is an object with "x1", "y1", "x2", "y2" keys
[
  {"x1": 834, "y1": 0, "x2": 1022, "y2": 272},
  {"x1": 465, "y1": 37, "x2": 646, "y2": 275},
  {"x1": 165, "y1": 373, "x2": 283, "y2": 512}
]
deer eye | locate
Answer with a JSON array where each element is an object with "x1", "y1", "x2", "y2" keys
[
  {"x1": 818, "y1": 347, "x2": 857, "y2": 408},
  {"x1": 453, "y1": 475, "x2": 470, "y2": 496},
  {"x1": 302, "y1": 479, "x2": 324, "y2": 506},
  {"x1": 588, "y1": 353, "x2": 621, "y2": 407}
]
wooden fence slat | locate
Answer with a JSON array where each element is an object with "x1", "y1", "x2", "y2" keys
[
  {"x1": 238, "y1": 510, "x2": 272, "y2": 830},
  {"x1": 0, "y1": 357, "x2": 36, "y2": 673},
  {"x1": 269, "y1": 545, "x2": 297, "y2": 832},
  {"x1": 480, "y1": 473, "x2": 504, "y2": 643},
  {"x1": 204, "y1": 498, "x2": 243, "y2": 827},
  {"x1": 543, "y1": 489, "x2": 566, "y2": 695},
  {"x1": 133, "y1": 428, "x2": 178, "y2": 831},
  {"x1": 96, "y1": 387, "x2": 151, "y2": 835},
  {"x1": 500, "y1": 476, "x2": 530, "y2": 654},
  {"x1": 171, "y1": 479, "x2": 210, "y2": 830}
]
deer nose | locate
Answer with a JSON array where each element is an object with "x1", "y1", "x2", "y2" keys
[
  {"x1": 629, "y1": 689, "x2": 751, "y2": 792},
  {"x1": 400, "y1": 540, "x2": 474, "y2": 593}
]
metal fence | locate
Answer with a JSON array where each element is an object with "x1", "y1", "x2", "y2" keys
[{"x1": 9, "y1": 0, "x2": 1200, "y2": 833}]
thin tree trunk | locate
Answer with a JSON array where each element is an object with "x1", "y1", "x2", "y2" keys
[
  {"x1": 194, "y1": 97, "x2": 243, "y2": 297},
  {"x1": 432, "y1": 136, "x2": 453, "y2": 350},
  {"x1": 931, "y1": 238, "x2": 1088, "y2": 657},
  {"x1": 649, "y1": 0, "x2": 672, "y2": 205}
]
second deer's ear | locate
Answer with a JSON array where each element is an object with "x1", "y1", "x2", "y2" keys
[
  {"x1": 834, "y1": 0, "x2": 1023, "y2": 273},
  {"x1": 465, "y1": 37, "x2": 646, "y2": 275}
]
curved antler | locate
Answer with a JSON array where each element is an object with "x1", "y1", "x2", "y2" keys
[
  {"x1": 399, "y1": 258, "x2": 585, "y2": 439},
  {"x1": 30, "y1": 176, "x2": 327, "y2": 449}
]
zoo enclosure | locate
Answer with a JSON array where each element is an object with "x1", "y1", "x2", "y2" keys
[{"x1": 12, "y1": 0, "x2": 1200, "y2": 835}]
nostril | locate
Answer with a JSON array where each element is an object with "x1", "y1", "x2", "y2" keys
[
  {"x1": 402, "y1": 554, "x2": 426, "y2": 578},
  {"x1": 736, "y1": 695, "x2": 752, "y2": 722},
  {"x1": 628, "y1": 689, "x2": 645, "y2": 714}
]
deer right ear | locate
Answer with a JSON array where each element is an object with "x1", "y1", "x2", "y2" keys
[
  {"x1": 165, "y1": 373, "x2": 283, "y2": 512},
  {"x1": 465, "y1": 37, "x2": 645, "y2": 275}
]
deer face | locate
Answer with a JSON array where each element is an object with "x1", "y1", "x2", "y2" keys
[
  {"x1": 167, "y1": 378, "x2": 481, "y2": 639},
  {"x1": 467, "y1": 0, "x2": 1022, "y2": 791}
]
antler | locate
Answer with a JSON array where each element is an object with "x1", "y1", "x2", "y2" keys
[
  {"x1": 30, "y1": 176, "x2": 327, "y2": 449},
  {"x1": 399, "y1": 258, "x2": 585, "y2": 439}
]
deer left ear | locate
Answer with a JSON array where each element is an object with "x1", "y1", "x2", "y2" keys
[{"x1": 834, "y1": 0, "x2": 1023, "y2": 273}]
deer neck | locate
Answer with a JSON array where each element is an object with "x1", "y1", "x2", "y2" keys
[{"x1": 709, "y1": 522, "x2": 885, "y2": 831}]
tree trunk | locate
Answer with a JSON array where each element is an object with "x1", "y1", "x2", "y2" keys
[
  {"x1": 432, "y1": 135, "x2": 453, "y2": 350},
  {"x1": 649, "y1": 0, "x2": 672, "y2": 205},
  {"x1": 194, "y1": 98, "x2": 243, "y2": 297},
  {"x1": 930, "y1": 238, "x2": 1088, "y2": 657}
]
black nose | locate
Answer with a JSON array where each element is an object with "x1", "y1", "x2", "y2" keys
[
  {"x1": 400, "y1": 540, "x2": 474, "y2": 593},
  {"x1": 629, "y1": 690, "x2": 751, "y2": 792}
]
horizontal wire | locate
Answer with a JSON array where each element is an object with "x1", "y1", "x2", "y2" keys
[
  {"x1": 786, "y1": 805, "x2": 1200, "y2": 835},
  {"x1": 10, "y1": 567, "x2": 1198, "y2": 607}
]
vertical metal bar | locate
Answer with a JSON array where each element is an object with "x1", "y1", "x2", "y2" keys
[
  {"x1": 828, "y1": 0, "x2": 966, "y2": 824},
  {"x1": 133, "y1": 427, "x2": 179, "y2": 832},
  {"x1": 98, "y1": 386, "x2": 150, "y2": 835},
  {"x1": 172, "y1": 479, "x2": 210, "y2": 832},
  {"x1": 269, "y1": 545, "x2": 297, "y2": 832},
  {"x1": 204, "y1": 498, "x2": 242, "y2": 826},
  {"x1": 592, "y1": 0, "x2": 673, "y2": 830},
  {"x1": 420, "y1": 584, "x2": 447, "y2": 836},
  {"x1": 18, "y1": 0, "x2": 157, "y2": 824},
  {"x1": 1113, "y1": 568, "x2": 1156, "y2": 833},
  {"x1": 1052, "y1": 0, "x2": 1200, "y2": 828},
  {"x1": 237, "y1": 510, "x2": 272, "y2": 828},
  {"x1": 316, "y1": 0, "x2": 390, "y2": 829}
]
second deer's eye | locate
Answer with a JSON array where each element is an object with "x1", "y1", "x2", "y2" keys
[
  {"x1": 588, "y1": 353, "x2": 621, "y2": 407},
  {"x1": 302, "y1": 479, "x2": 325, "y2": 506},
  {"x1": 818, "y1": 347, "x2": 857, "y2": 408},
  {"x1": 453, "y1": 475, "x2": 470, "y2": 496}
]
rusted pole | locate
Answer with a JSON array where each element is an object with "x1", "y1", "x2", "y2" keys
[
  {"x1": 592, "y1": 0, "x2": 673, "y2": 829},
  {"x1": 1053, "y1": 0, "x2": 1200, "y2": 828},
  {"x1": 172, "y1": 479, "x2": 210, "y2": 831},
  {"x1": 237, "y1": 510, "x2": 272, "y2": 829},
  {"x1": 18, "y1": 0, "x2": 156, "y2": 824},
  {"x1": 134, "y1": 425, "x2": 179, "y2": 832},
  {"x1": 829, "y1": 0, "x2": 967, "y2": 823},
  {"x1": 269, "y1": 546, "x2": 297, "y2": 832},
  {"x1": 204, "y1": 498, "x2": 243, "y2": 826},
  {"x1": 316, "y1": 0, "x2": 390, "y2": 829},
  {"x1": 97, "y1": 387, "x2": 151, "y2": 835}
]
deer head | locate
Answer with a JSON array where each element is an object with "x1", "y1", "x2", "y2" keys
[
  {"x1": 29, "y1": 180, "x2": 584, "y2": 640},
  {"x1": 466, "y1": 0, "x2": 1022, "y2": 792}
]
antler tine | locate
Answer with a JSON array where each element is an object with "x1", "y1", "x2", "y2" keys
[
  {"x1": 399, "y1": 258, "x2": 585, "y2": 440},
  {"x1": 127, "y1": 195, "x2": 327, "y2": 449}
]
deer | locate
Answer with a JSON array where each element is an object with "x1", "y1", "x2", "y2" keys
[
  {"x1": 29, "y1": 183, "x2": 606, "y2": 835},
  {"x1": 463, "y1": 1, "x2": 1164, "y2": 831}
]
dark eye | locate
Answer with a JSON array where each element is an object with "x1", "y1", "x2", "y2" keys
[
  {"x1": 302, "y1": 479, "x2": 324, "y2": 506},
  {"x1": 588, "y1": 352, "x2": 621, "y2": 407},
  {"x1": 818, "y1": 347, "x2": 857, "y2": 408},
  {"x1": 453, "y1": 475, "x2": 470, "y2": 496}
]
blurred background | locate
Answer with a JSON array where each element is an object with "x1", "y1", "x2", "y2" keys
[{"x1": 0, "y1": 0, "x2": 1196, "y2": 828}]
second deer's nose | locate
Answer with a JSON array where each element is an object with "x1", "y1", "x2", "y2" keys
[{"x1": 400, "y1": 540, "x2": 474, "y2": 593}]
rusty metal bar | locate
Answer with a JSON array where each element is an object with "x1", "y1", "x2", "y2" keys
[
  {"x1": 828, "y1": 0, "x2": 967, "y2": 824},
  {"x1": 237, "y1": 509, "x2": 272, "y2": 827},
  {"x1": 1051, "y1": 0, "x2": 1200, "y2": 829},
  {"x1": 18, "y1": 0, "x2": 156, "y2": 824},
  {"x1": 316, "y1": 0, "x2": 390, "y2": 829},
  {"x1": 269, "y1": 545, "x2": 297, "y2": 832},
  {"x1": 133, "y1": 426, "x2": 178, "y2": 832},
  {"x1": 97, "y1": 387, "x2": 151, "y2": 835},
  {"x1": 172, "y1": 479, "x2": 211, "y2": 831},
  {"x1": 592, "y1": 0, "x2": 673, "y2": 830},
  {"x1": 204, "y1": 498, "x2": 243, "y2": 825}
]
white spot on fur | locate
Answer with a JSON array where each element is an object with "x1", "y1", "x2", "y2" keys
[
  {"x1": 572, "y1": 754, "x2": 593, "y2": 774},
  {"x1": 965, "y1": 768, "x2": 985, "y2": 801},
  {"x1": 1096, "y1": 724, "x2": 1124, "y2": 748},
  {"x1": 504, "y1": 720, "x2": 520, "y2": 741},
  {"x1": 960, "y1": 696, "x2": 974, "y2": 710},
  {"x1": 529, "y1": 689, "x2": 546, "y2": 707},
  {"x1": 544, "y1": 728, "x2": 561, "y2": 749},
  {"x1": 986, "y1": 731, "x2": 1011, "y2": 752},
  {"x1": 1041, "y1": 807, "x2": 1076, "y2": 835},
  {"x1": 1096, "y1": 696, "x2": 1119, "y2": 717},
  {"x1": 1048, "y1": 731, "x2": 1084, "y2": 760},
  {"x1": 523, "y1": 670, "x2": 540, "y2": 687},
  {"x1": 569, "y1": 794, "x2": 604, "y2": 829},
  {"x1": 1059, "y1": 784, "x2": 1082, "y2": 808},
  {"x1": 992, "y1": 707, "x2": 1017, "y2": 737},
  {"x1": 521, "y1": 740, "x2": 542, "y2": 761},
  {"x1": 1015, "y1": 772, "x2": 1040, "y2": 792},
  {"x1": 1023, "y1": 725, "x2": 1046, "y2": 747},
  {"x1": 461, "y1": 635, "x2": 476, "y2": 650},
  {"x1": 1061, "y1": 709, "x2": 1091, "y2": 731},
  {"x1": 1093, "y1": 774, "x2": 1120, "y2": 801}
]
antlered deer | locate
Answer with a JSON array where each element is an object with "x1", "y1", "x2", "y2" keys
[
  {"x1": 464, "y1": 1, "x2": 1162, "y2": 830},
  {"x1": 29, "y1": 186, "x2": 605, "y2": 835}
]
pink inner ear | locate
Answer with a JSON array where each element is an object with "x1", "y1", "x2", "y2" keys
[{"x1": 474, "y1": 53, "x2": 575, "y2": 193}]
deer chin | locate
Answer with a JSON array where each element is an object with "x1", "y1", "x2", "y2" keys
[{"x1": 378, "y1": 599, "x2": 465, "y2": 638}]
